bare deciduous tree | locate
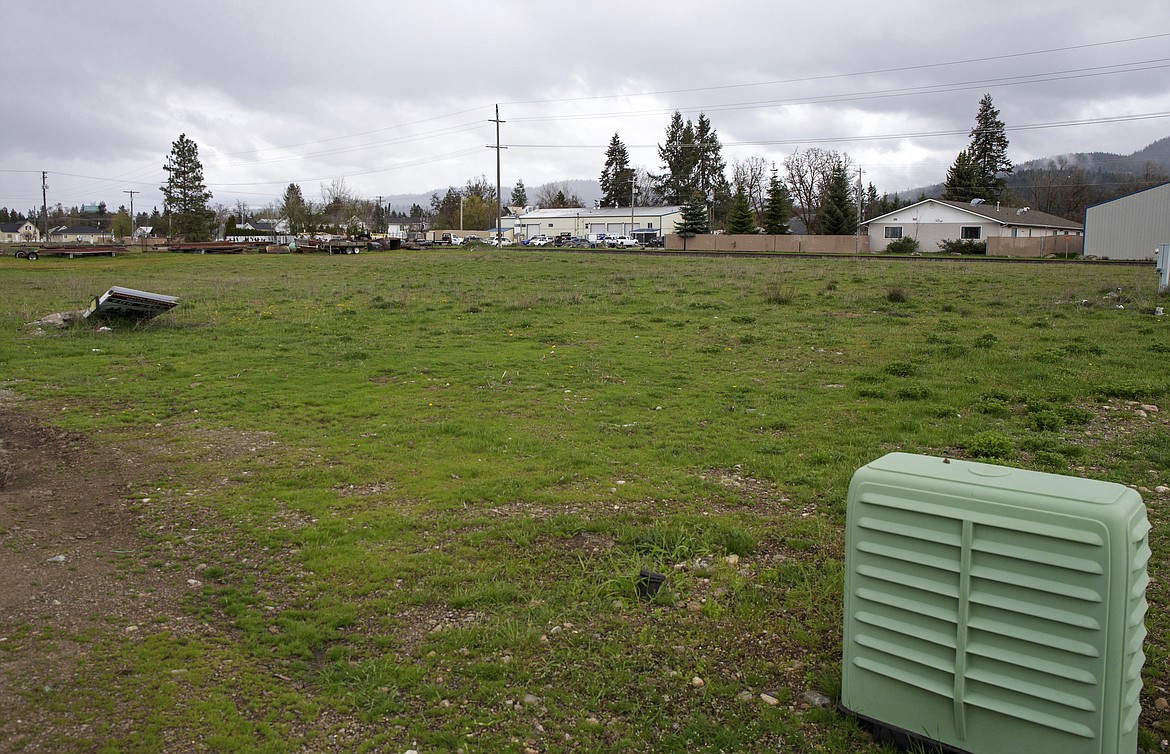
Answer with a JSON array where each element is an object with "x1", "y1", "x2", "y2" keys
[
  {"x1": 783, "y1": 148, "x2": 853, "y2": 235},
  {"x1": 534, "y1": 183, "x2": 584, "y2": 209},
  {"x1": 731, "y1": 156, "x2": 769, "y2": 221}
]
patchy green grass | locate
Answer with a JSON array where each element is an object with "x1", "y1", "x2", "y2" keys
[{"x1": 2, "y1": 249, "x2": 1169, "y2": 752}]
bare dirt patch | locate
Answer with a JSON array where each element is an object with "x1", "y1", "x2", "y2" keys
[{"x1": 0, "y1": 400, "x2": 191, "y2": 751}]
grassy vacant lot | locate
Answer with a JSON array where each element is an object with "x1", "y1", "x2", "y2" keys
[{"x1": 1, "y1": 249, "x2": 1168, "y2": 753}]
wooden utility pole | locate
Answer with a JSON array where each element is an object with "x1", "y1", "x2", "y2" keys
[
  {"x1": 41, "y1": 172, "x2": 48, "y2": 241},
  {"x1": 124, "y1": 190, "x2": 139, "y2": 240},
  {"x1": 488, "y1": 105, "x2": 506, "y2": 243}
]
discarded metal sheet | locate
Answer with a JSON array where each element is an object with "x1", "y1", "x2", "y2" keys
[{"x1": 84, "y1": 286, "x2": 180, "y2": 320}]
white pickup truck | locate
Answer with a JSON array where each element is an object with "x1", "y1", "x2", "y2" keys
[{"x1": 606, "y1": 236, "x2": 640, "y2": 249}]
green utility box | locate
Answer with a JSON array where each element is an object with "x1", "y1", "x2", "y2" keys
[{"x1": 840, "y1": 453, "x2": 1149, "y2": 754}]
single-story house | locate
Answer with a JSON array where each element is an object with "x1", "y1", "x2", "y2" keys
[
  {"x1": 864, "y1": 199, "x2": 1082, "y2": 252},
  {"x1": 48, "y1": 225, "x2": 114, "y2": 244},
  {"x1": 386, "y1": 219, "x2": 427, "y2": 239},
  {"x1": 239, "y1": 218, "x2": 290, "y2": 234},
  {"x1": 514, "y1": 206, "x2": 683, "y2": 241},
  {"x1": 1083, "y1": 181, "x2": 1170, "y2": 261},
  {"x1": 0, "y1": 220, "x2": 40, "y2": 242}
]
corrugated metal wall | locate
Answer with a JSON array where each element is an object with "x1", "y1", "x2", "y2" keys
[{"x1": 1084, "y1": 182, "x2": 1170, "y2": 260}]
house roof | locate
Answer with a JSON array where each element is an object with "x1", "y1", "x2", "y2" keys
[
  {"x1": 51, "y1": 225, "x2": 107, "y2": 234},
  {"x1": 0, "y1": 221, "x2": 33, "y2": 232},
  {"x1": 517, "y1": 206, "x2": 682, "y2": 220},
  {"x1": 865, "y1": 198, "x2": 1083, "y2": 230}
]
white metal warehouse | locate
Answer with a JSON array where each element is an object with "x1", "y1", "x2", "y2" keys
[{"x1": 1083, "y1": 181, "x2": 1170, "y2": 260}]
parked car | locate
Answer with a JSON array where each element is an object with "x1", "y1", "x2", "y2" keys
[
  {"x1": 464, "y1": 235, "x2": 481, "y2": 244},
  {"x1": 527, "y1": 235, "x2": 554, "y2": 247},
  {"x1": 606, "y1": 236, "x2": 640, "y2": 249},
  {"x1": 643, "y1": 236, "x2": 665, "y2": 248},
  {"x1": 485, "y1": 237, "x2": 512, "y2": 247},
  {"x1": 567, "y1": 236, "x2": 596, "y2": 248}
]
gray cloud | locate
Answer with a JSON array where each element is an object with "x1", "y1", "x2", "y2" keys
[{"x1": 4, "y1": 0, "x2": 1170, "y2": 213}]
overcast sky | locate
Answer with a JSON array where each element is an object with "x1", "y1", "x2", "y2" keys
[{"x1": 4, "y1": 1, "x2": 1170, "y2": 216}]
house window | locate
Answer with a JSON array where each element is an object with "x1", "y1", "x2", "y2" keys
[
  {"x1": 1011, "y1": 228, "x2": 1018, "y2": 237},
  {"x1": 648, "y1": 223, "x2": 654, "y2": 229},
  {"x1": 960, "y1": 226, "x2": 982, "y2": 240},
  {"x1": 884, "y1": 226, "x2": 903, "y2": 239}
]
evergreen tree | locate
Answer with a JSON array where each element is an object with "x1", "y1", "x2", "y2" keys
[
  {"x1": 817, "y1": 160, "x2": 857, "y2": 235},
  {"x1": 694, "y1": 114, "x2": 731, "y2": 223},
  {"x1": 725, "y1": 185, "x2": 756, "y2": 234},
  {"x1": 599, "y1": 133, "x2": 635, "y2": 208},
  {"x1": 656, "y1": 111, "x2": 697, "y2": 205},
  {"x1": 675, "y1": 193, "x2": 709, "y2": 251},
  {"x1": 510, "y1": 179, "x2": 528, "y2": 208},
  {"x1": 967, "y1": 94, "x2": 1012, "y2": 200},
  {"x1": 409, "y1": 203, "x2": 425, "y2": 219},
  {"x1": 761, "y1": 169, "x2": 792, "y2": 235},
  {"x1": 372, "y1": 201, "x2": 386, "y2": 233},
  {"x1": 942, "y1": 149, "x2": 985, "y2": 203},
  {"x1": 160, "y1": 133, "x2": 215, "y2": 241},
  {"x1": 280, "y1": 183, "x2": 308, "y2": 234}
]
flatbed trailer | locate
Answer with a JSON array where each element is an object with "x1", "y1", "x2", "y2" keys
[{"x1": 13, "y1": 245, "x2": 122, "y2": 259}]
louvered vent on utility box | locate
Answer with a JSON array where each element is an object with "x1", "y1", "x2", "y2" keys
[{"x1": 840, "y1": 453, "x2": 1149, "y2": 754}]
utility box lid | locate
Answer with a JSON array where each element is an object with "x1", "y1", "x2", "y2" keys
[
  {"x1": 841, "y1": 452, "x2": 1149, "y2": 754},
  {"x1": 84, "y1": 286, "x2": 179, "y2": 319}
]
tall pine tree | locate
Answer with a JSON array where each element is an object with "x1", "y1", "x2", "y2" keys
[
  {"x1": 761, "y1": 168, "x2": 792, "y2": 235},
  {"x1": 599, "y1": 134, "x2": 635, "y2": 208},
  {"x1": 694, "y1": 114, "x2": 731, "y2": 223},
  {"x1": 817, "y1": 160, "x2": 857, "y2": 235},
  {"x1": 942, "y1": 149, "x2": 985, "y2": 203},
  {"x1": 161, "y1": 133, "x2": 215, "y2": 241},
  {"x1": 656, "y1": 112, "x2": 697, "y2": 205},
  {"x1": 510, "y1": 179, "x2": 528, "y2": 208},
  {"x1": 725, "y1": 185, "x2": 756, "y2": 234},
  {"x1": 967, "y1": 94, "x2": 1012, "y2": 200},
  {"x1": 280, "y1": 183, "x2": 308, "y2": 234}
]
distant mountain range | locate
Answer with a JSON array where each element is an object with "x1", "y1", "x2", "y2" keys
[
  {"x1": 900, "y1": 136, "x2": 1170, "y2": 206},
  {"x1": 1015, "y1": 135, "x2": 1170, "y2": 175}
]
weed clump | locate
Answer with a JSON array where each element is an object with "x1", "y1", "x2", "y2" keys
[
  {"x1": 764, "y1": 284, "x2": 795, "y2": 305},
  {"x1": 965, "y1": 431, "x2": 1015, "y2": 460},
  {"x1": 886, "y1": 287, "x2": 909, "y2": 303},
  {"x1": 882, "y1": 361, "x2": 917, "y2": 378}
]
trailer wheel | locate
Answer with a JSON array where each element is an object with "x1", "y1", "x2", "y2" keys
[
  {"x1": 26, "y1": 251, "x2": 38, "y2": 260},
  {"x1": 15, "y1": 250, "x2": 27, "y2": 259}
]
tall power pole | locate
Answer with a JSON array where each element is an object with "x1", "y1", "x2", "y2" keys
[
  {"x1": 488, "y1": 105, "x2": 506, "y2": 243},
  {"x1": 124, "y1": 189, "x2": 139, "y2": 240},
  {"x1": 854, "y1": 165, "x2": 863, "y2": 257},
  {"x1": 41, "y1": 172, "x2": 48, "y2": 242}
]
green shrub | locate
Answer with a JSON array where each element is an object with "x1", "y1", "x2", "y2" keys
[
  {"x1": 885, "y1": 236, "x2": 920, "y2": 254},
  {"x1": 937, "y1": 239, "x2": 987, "y2": 255},
  {"x1": 886, "y1": 287, "x2": 909, "y2": 303}
]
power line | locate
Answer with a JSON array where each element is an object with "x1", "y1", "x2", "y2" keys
[
  {"x1": 508, "y1": 58, "x2": 1170, "y2": 125},
  {"x1": 501, "y1": 32, "x2": 1170, "y2": 107}
]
